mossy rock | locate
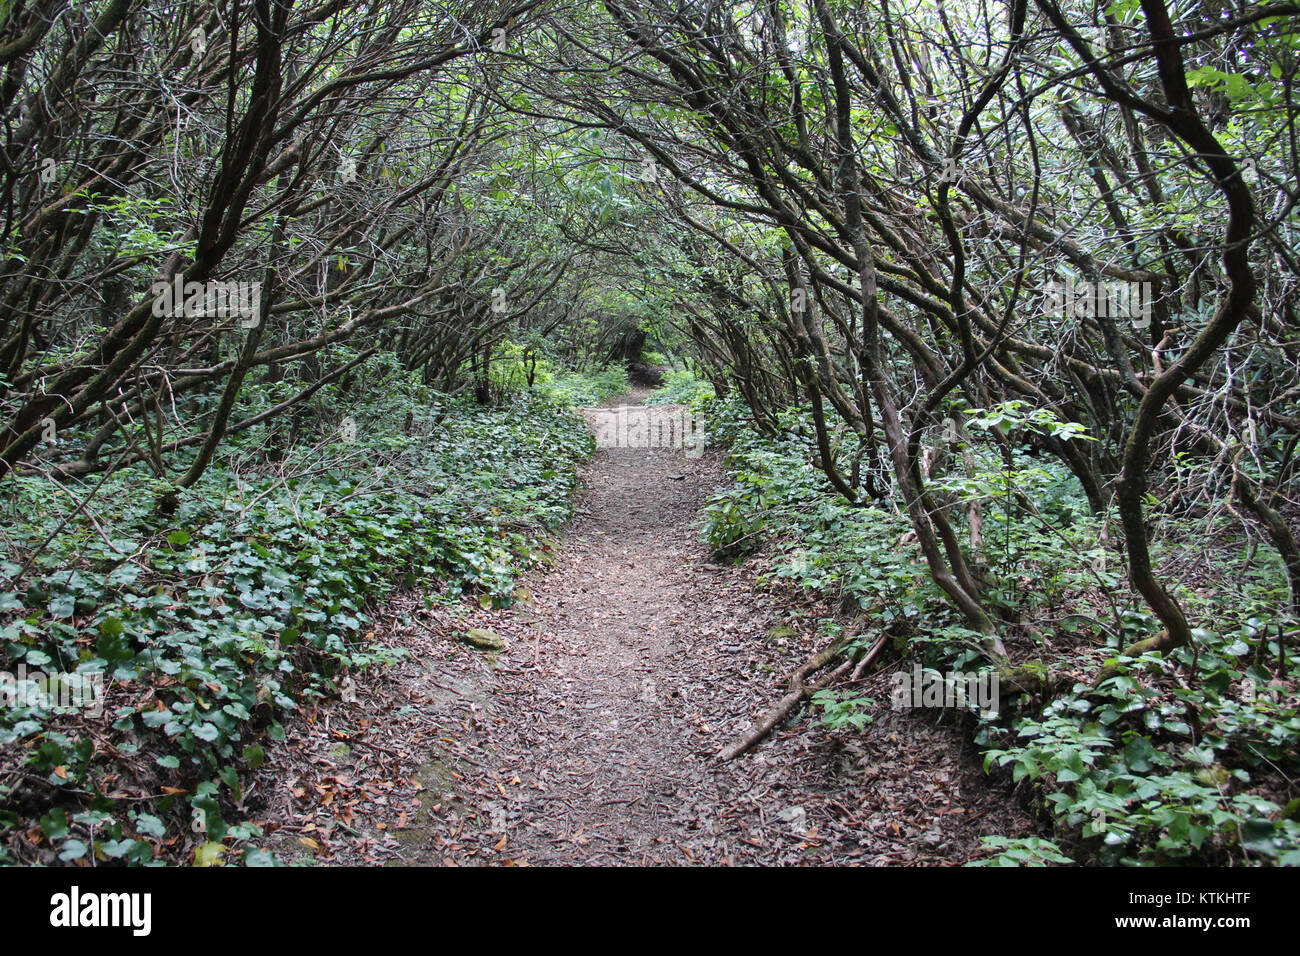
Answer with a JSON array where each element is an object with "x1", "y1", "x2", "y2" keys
[
  {"x1": 997, "y1": 660, "x2": 1051, "y2": 695},
  {"x1": 461, "y1": 628, "x2": 507, "y2": 651}
]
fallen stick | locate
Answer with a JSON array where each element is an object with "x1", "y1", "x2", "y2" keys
[
  {"x1": 717, "y1": 638, "x2": 852, "y2": 761},
  {"x1": 850, "y1": 633, "x2": 888, "y2": 681}
]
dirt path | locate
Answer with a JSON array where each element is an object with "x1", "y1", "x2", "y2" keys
[{"x1": 258, "y1": 398, "x2": 1036, "y2": 865}]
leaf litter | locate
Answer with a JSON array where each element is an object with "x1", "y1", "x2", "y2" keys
[{"x1": 255, "y1": 401, "x2": 1035, "y2": 866}]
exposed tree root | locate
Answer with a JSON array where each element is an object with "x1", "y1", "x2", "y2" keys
[
  {"x1": 717, "y1": 629, "x2": 1057, "y2": 761},
  {"x1": 850, "y1": 633, "x2": 889, "y2": 680},
  {"x1": 993, "y1": 660, "x2": 1053, "y2": 697},
  {"x1": 1096, "y1": 629, "x2": 1179, "y2": 683},
  {"x1": 717, "y1": 637, "x2": 853, "y2": 761}
]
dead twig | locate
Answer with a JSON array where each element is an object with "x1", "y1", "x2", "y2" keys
[{"x1": 717, "y1": 636, "x2": 852, "y2": 760}]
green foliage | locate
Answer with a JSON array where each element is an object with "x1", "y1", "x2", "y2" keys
[
  {"x1": 0, "y1": 368, "x2": 593, "y2": 865},
  {"x1": 643, "y1": 368, "x2": 715, "y2": 407},
  {"x1": 538, "y1": 365, "x2": 630, "y2": 407},
  {"x1": 967, "y1": 835, "x2": 1074, "y2": 866},
  {"x1": 811, "y1": 688, "x2": 876, "y2": 730},
  {"x1": 483, "y1": 342, "x2": 628, "y2": 407},
  {"x1": 702, "y1": 398, "x2": 933, "y2": 610},
  {"x1": 980, "y1": 628, "x2": 1300, "y2": 866},
  {"x1": 704, "y1": 397, "x2": 1300, "y2": 866}
]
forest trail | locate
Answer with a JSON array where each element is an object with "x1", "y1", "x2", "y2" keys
[{"x1": 262, "y1": 396, "x2": 1034, "y2": 866}]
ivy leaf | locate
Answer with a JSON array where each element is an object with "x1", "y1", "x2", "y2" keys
[
  {"x1": 193, "y1": 842, "x2": 227, "y2": 867},
  {"x1": 48, "y1": 593, "x2": 76, "y2": 619},
  {"x1": 58, "y1": 839, "x2": 88, "y2": 861},
  {"x1": 134, "y1": 813, "x2": 166, "y2": 838}
]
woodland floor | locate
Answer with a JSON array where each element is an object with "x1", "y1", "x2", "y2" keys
[{"x1": 254, "y1": 392, "x2": 1037, "y2": 865}]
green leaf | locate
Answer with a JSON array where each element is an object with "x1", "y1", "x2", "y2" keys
[
  {"x1": 134, "y1": 813, "x2": 166, "y2": 838},
  {"x1": 58, "y1": 839, "x2": 88, "y2": 861},
  {"x1": 40, "y1": 808, "x2": 69, "y2": 841},
  {"x1": 193, "y1": 841, "x2": 227, "y2": 867},
  {"x1": 192, "y1": 722, "x2": 221, "y2": 742},
  {"x1": 48, "y1": 593, "x2": 76, "y2": 619}
]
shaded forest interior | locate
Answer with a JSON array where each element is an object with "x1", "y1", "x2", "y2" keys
[{"x1": 1, "y1": 0, "x2": 1299, "y2": 867}]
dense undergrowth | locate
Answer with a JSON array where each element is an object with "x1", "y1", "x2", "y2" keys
[
  {"x1": 641, "y1": 367, "x2": 716, "y2": 407},
  {"x1": 488, "y1": 343, "x2": 631, "y2": 407},
  {"x1": 699, "y1": 396, "x2": 1300, "y2": 866},
  {"x1": 0, "y1": 352, "x2": 603, "y2": 865}
]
